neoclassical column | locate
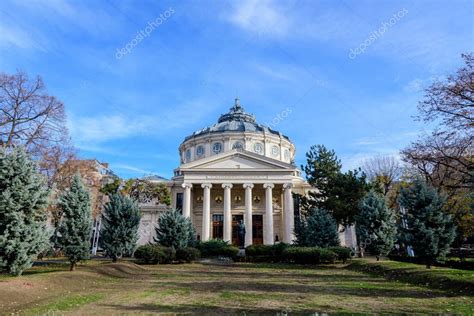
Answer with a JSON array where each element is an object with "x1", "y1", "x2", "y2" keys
[
  {"x1": 283, "y1": 183, "x2": 295, "y2": 244},
  {"x1": 263, "y1": 183, "x2": 274, "y2": 245},
  {"x1": 201, "y1": 183, "x2": 212, "y2": 241},
  {"x1": 243, "y1": 183, "x2": 254, "y2": 247},
  {"x1": 181, "y1": 183, "x2": 193, "y2": 218},
  {"x1": 222, "y1": 183, "x2": 233, "y2": 242}
]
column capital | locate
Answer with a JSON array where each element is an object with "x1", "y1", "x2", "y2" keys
[
  {"x1": 243, "y1": 183, "x2": 254, "y2": 189},
  {"x1": 283, "y1": 183, "x2": 293, "y2": 190},
  {"x1": 221, "y1": 183, "x2": 233, "y2": 189},
  {"x1": 263, "y1": 183, "x2": 274, "y2": 189},
  {"x1": 201, "y1": 183, "x2": 213, "y2": 189},
  {"x1": 182, "y1": 183, "x2": 193, "y2": 189}
]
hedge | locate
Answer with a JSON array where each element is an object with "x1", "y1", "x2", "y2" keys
[
  {"x1": 134, "y1": 245, "x2": 174, "y2": 264},
  {"x1": 176, "y1": 247, "x2": 201, "y2": 263},
  {"x1": 245, "y1": 243, "x2": 289, "y2": 262},
  {"x1": 282, "y1": 247, "x2": 337, "y2": 264},
  {"x1": 328, "y1": 247, "x2": 352, "y2": 263},
  {"x1": 197, "y1": 240, "x2": 239, "y2": 258}
]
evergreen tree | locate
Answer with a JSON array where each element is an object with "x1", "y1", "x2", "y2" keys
[
  {"x1": 100, "y1": 194, "x2": 141, "y2": 262},
  {"x1": 301, "y1": 145, "x2": 369, "y2": 225},
  {"x1": 154, "y1": 210, "x2": 196, "y2": 249},
  {"x1": 0, "y1": 147, "x2": 50, "y2": 276},
  {"x1": 57, "y1": 174, "x2": 92, "y2": 271},
  {"x1": 356, "y1": 191, "x2": 397, "y2": 260},
  {"x1": 297, "y1": 208, "x2": 340, "y2": 247},
  {"x1": 399, "y1": 179, "x2": 456, "y2": 268}
]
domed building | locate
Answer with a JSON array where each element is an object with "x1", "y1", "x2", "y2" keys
[{"x1": 168, "y1": 98, "x2": 311, "y2": 246}]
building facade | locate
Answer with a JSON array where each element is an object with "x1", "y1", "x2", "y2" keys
[{"x1": 167, "y1": 98, "x2": 311, "y2": 246}]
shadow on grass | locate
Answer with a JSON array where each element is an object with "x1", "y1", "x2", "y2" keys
[
  {"x1": 102, "y1": 303, "x2": 334, "y2": 315},
  {"x1": 158, "y1": 279, "x2": 445, "y2": 299}
]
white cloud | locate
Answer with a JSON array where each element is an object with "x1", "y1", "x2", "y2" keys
[
  {"x1": 68, "y1": 114, "x2": 154, "y2": 143},
  {"x1": 226, "y1": 0, "x2": 292, "y2": 38}
]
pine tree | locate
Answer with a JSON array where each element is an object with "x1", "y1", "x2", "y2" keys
[
  {"x1": 154, "y1": 210, "x2": 195, "y2": 250},
  {"x1": 356, "y1": 190, "x2": 397, "y2": 260},
  {"x1": 57, "y1": 174, "x2": 92, "y2": 271},
  {"x1": 0, "y1": 147, "x2": 50, "y2": 276},
  {"x1": 100, "y1": 193, "x2": 141, "y2": 262},
  {"x1": 297, "y1": 208, "x2": 340, "y2": 247},
  {"x1": 399, "y1": 179, "x2": 456, "y2": 268}
]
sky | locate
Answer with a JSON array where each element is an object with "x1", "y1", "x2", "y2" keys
[{"x1": 1, "y1": 0, "x2": 473, "y2": 179}]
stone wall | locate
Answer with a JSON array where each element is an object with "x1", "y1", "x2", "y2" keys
[{"x1": 138, "y1": 204, "x2": 169, "y2": 245}]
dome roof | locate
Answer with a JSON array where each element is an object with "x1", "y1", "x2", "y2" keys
[{"x1": 184, "y1": 98, "x2": 290, "y2": 141}]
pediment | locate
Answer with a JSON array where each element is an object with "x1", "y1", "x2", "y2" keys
[{"x1": 181, "y1": 150, "x2": 293, "y2": 170}]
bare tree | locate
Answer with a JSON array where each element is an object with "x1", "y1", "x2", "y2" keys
[
  {"x1": 0, "y1": 70, "x2": 68, "y2": 151},
  {"x1": 0, "y1": 70, "x2": 75, "y2": 184},
  {"x1": 417, "y1": 53, "x2": 473, "y2": 132},
  {"x1": 362, "y1": 155, "x2": 402, "y2": 195},
  {"x1": 402, "y1": 53, "x2": 474, "y2": 242}
]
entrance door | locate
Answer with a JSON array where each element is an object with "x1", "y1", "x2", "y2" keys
[
  {"x1": 212, "y1": 214, "x2": 223, "y2": 239},
  {"x1": 252, "y1": 215, "x2": 263, "y2": 245},
  {"x1": 231, "y1": 215, "x2": 244, "y2": 245}
]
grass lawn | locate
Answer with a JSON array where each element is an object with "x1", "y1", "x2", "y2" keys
[{"x1": 0, "y1": 260, "x2": 473, "y2": 315}]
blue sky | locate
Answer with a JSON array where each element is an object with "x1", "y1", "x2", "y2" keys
[{"x1": 1, "y1": 0, "x2": 473, "y2": 179}]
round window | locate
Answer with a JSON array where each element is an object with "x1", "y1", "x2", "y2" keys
[
  {"x1": 212, "y1": 142, "x2": 222, "y2": 154},
  {"x1": 254, "y1": 142, "x2": 263, "y2": 154},
  {"x1": 271, "y1": 145, "x2": 279, "y2": 157},
  {"x1": 232, "y1": 141, "x2": 244, "y2": 150},
  {"x1": 196, "y1": 145, "x2": 205, "y2": 157}
]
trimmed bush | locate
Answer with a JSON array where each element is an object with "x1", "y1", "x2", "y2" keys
[
  {"x1": 134, "y1": 245, "x2": 175, "y2": 264},
  {"x1": 134, "y1": 245, "x2": 166, "y2": 264},
  {"x1": 283, "y1": 247, "x2": 337, "y2": 264},
  {"x1": 197, "y1": 240, "x2": 239, "y2": 258},
  {"x1": 176, "y1": 247, "x2": 201, "y2": 263},
  {"x1": 246, "y1": 244, "x2": 273, "y2": 257},
  {"x1": 245, "y1": 243, "x2": 290, "y2": 262},
  {"x1": 328, "y1": 246, "x2": 352, "y2": 263}
]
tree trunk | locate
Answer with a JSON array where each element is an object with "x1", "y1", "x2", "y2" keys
[
  {"x1": 70, "y1": 262, "x2": 75, "y2": 271},
  {"x1": 376, "y1": 256, "x2": 380, "y2": 261}
]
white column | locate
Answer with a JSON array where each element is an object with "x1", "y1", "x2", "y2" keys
[
  {"x1": 201, "y1": 183, "x2": 212, "y2": 241},
  {"x1": 222, "y1": 183, "x2": 233, "y2": 242},
  {"x1": 263, "y1": 183, "x2": 274, "y2": 245},
  {"x1": 181, "y1": 183, "x2": 192, "y2": 218},
  {"x1": 283, "y1": 183, "x2": 295, "y2": 244},
  {"x1": 243, "y1": 183, "x2": 254, "y2": 247}
]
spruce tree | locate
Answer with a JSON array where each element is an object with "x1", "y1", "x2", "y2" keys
[
  {"x1": 154, "y1": 210, "x2": 195, "y2": 250},
  {"x1": 0, "y1": 147, "x2": 50, "y2": 276},
  {"x1": 298, "y1": 208, "x2": 340, "y2": 247},
  {"x1": 399, "y1": 179, "x2": 456, "y2": 268},
  {"x1": 100, "y1": 194, "x2": 141, "y2": 262},
  {"x1": 57, "y1": 174, "x2": 92, "y2": 271},
  {"x1": 356, "y1": 190, "x2": 397, "y2": 260}
]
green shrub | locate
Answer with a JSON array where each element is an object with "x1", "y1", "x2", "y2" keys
[
  {"x1": 328, "y1": 246, "x2": 352, "y2": 263},
  {"x1": 282, "y1": 247, "x2": 336, "y2": 264},
  {"x1": 196, "y1": 240, "x2": 239, "y2": 258},
  {"x1": 245, "y1": 243, "x2": 289, "y2": 262},
  {"x1": 134, "y1": 245, "x2": 166, "y2": 264},
  {"x1": 176, "y1": 247, "x2": 201, "y2": 263},
  {"x1": 246, "y1": 244, "x2": 273, "y2": 257},
  {"x1": 219, "y1": 246, "x2": 239, "y2": 258}
]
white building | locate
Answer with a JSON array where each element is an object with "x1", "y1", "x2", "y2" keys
[{"x1": 139, "y1": 98, "x2": 357, "y2": 248}]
